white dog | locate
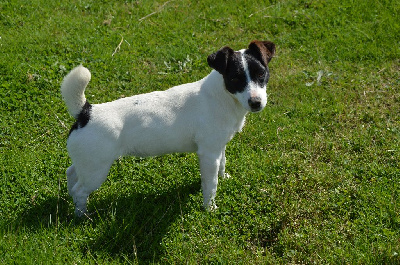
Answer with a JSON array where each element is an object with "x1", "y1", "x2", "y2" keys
[{"x1": 61, "y1": 40, "x2": 275, "y2": 216}]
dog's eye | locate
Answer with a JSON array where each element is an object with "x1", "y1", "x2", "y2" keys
[
  {"x1": 231, "y1": 77, "x2": 239, "y2": 83},
  {"x1": 257, "y1": 72, "x2": 266, "y2": 79}
]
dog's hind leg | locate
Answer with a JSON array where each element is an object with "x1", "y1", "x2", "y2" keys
[
  {"x1": 70, "y1": 161, "x2": 113, "y2": 217},
  {"x1": 66, "y1": 165, "x2": 78, "y2": 196},
  {"x1": 70, "y1": 181, "x2": 90, "y2": 217},
  {"x1": 67, "y1": 164, "x2": 91, "y2": 216}
]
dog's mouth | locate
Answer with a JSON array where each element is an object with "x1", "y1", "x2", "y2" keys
[{"x1": 250, "y1": 107, "x2": 263, "y2": 113}]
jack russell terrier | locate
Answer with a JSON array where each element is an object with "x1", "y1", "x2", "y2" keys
[{"x1": 61, "y1": 40, "x2": 275, "y2": 217}]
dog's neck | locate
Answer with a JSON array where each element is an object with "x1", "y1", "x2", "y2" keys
[{"x1": 201, "y1": 70, "x2": 248, "y2": 123}]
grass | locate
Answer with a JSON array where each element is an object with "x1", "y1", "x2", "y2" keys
[{"x1": 1, "y1": 0, "x2": 399, "y2": 263}]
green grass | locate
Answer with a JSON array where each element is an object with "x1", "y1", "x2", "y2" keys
[{"x1": 1, "y1": 0, "x2": 400, "y2": 263}]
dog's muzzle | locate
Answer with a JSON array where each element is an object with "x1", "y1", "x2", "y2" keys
[{"x1": 248, "y1": 97, "x2": 262, "y2": 112}]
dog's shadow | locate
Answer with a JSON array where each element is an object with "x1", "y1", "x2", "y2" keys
[
  {"x1": 12, "y1": 176, "x2": 201, "y2": 262},
  {"x1": 87, "y1": 178, "x2": 202, "y2": 261}
]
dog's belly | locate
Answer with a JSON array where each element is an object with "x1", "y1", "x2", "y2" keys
[
  {"x1": 127, "y1": 139, "x2": 197, "y2": 157},
  {"x1": 121, "y1": 128, "x2": 198, "y2": 157}
]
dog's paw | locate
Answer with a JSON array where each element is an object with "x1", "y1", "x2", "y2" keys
[
  {"x1": 205, "y1": 203, "x2": 218, "y2": 212},
  {"x1": 74, "y1": 208, "x2": 87, "y2": 218},
  {"x1": 204, "y1": 201, "x2": 218, "y2": 212},
  {"x1": 222, "y1": 173, "x2": 231, "y2": 179}
]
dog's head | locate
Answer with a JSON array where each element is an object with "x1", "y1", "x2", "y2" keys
[{"x1": 207, "y1": 40, "x2": 275, "y2": 112}]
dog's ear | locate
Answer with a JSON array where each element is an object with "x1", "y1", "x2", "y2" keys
[
  {"x1": 207, "y1": 46, "x2": 235, "y2": 75},
  {"x1": 247, "y1": 40, "x2": 276, "y2": 66}
]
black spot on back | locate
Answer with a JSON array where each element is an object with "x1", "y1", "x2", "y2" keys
[{"x1": 69, "y1": 100, "x2": 92, "y2": 136}]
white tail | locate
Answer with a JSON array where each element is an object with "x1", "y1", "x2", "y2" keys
[{"x1": 61, "y1": 65, "x2": 91, "y2": 118}]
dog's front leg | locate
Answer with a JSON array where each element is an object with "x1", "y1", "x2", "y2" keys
[
  {"x1": 218, "y1": 148, "x2": 231, "y2": 179},
  {"x1": 198, "y1": 150, "x2": 222, "y2": 211}
]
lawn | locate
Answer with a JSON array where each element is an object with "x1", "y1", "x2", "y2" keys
[{"x1": 1, "y1": 0, "x2": 399, "y2": 263}]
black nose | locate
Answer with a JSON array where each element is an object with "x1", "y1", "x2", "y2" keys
[{"x1": 248, "y1": 98, "x2": 262, "y2": 110}]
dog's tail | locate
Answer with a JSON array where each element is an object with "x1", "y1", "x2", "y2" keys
[{"x1": 61, "y1": 65, "x2": 91, "y2": 118}]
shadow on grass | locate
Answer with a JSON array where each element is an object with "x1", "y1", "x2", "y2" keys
[
  {"x1": 87, "y1": 179, "x2": 202, "y2": 262},
  {"x1": 9, "y1": 178, "x2": 201, "y2": 263}
]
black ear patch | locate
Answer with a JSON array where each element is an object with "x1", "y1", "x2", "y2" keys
[
  {"x1": 207, "y1": 46, "x2": 235, "y2": 75},
  {"x1": 246, "y1": 40, "x2": 276, "y2": 67}
]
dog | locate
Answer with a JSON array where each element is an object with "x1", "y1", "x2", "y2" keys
[{"x1": 61, "y1": 40, "x2": 275, "y2": 217}]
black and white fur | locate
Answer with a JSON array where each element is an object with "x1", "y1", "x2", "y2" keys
[{"x1": 61, "y1": 40, "x2": 275, "y2": 216}]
